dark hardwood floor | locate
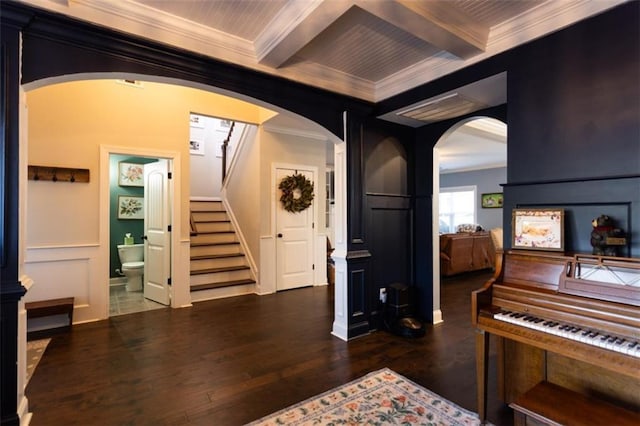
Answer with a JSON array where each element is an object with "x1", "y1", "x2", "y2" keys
[{"x1": 27, "y1": 271, "x2": 513, "y2": 425}]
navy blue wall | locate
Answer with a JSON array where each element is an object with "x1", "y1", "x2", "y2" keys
[
  {"x1": 405, "y1": 3, "x2": 639, "y2": 319},
  {"x1": 503, "y1": 2, "x2": 639, "y2": 256},
  {"x1": 363, "y1": 119, "x2": 414, "y2": 329}
]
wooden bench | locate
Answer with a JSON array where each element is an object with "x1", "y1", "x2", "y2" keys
[
  {"x1": 25, "y1": 297, "x2": 74, "y2": 339},
  {"x1": 510, "y1": 381, "x2": 640, "y2": 426}
]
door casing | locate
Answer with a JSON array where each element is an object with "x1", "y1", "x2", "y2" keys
[{"x1": 99, "y1": 145, "x2": 187, "y2": 319}]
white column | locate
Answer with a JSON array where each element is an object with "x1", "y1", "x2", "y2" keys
[{"x1": 331, "y1": 113, "x2": 349, "y2": 340}]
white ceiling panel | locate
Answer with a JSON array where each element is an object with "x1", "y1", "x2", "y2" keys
[
  {"x1": 19, "y1": 0, "x2": 624, "y2": 102},
  {"x1": 17, "y1": 0, "x2": 624, "y2": 173}
]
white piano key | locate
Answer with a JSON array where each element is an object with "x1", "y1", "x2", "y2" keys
[{"x1": 493, "y1": 310, "x2": 640, "y2": 359}]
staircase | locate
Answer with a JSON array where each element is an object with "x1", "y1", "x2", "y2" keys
[{"x1": 190, "y1": 200, "x2": 255, "y2": 302}]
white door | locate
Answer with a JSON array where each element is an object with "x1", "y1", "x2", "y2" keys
[
  {"x1": 276, "y1": 167, "x2": 315, "y2": 291},
  {"x1": 143, "y1": 159, "x2": 171, "y2": 305}
]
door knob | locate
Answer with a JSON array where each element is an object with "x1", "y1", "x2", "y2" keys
[
  {"x1": 277, "y1": 233, "x2": 283, "y2": 238},
  {"x1": 142, "y1": 235, "x2": 148, "y2": 240}
]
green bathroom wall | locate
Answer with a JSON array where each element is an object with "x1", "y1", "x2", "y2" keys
[{"x1": 109, "y1": 155, "x2": 158, "y2": 278}]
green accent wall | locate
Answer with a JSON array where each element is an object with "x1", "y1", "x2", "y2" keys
[{"x1": 109, "y1": 155, "x2": 157, "y2": 278}]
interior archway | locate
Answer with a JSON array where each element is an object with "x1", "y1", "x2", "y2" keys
[
  {"x1": 20, "y1": 74, "x2": 346, "y2": 328},
  {"x1": 431, "y1": 117, "x2": 507, "y2": 323}
]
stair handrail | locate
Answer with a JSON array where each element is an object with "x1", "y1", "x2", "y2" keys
[
  {"x1": 189, "y1": 211, "x2": 198, "y2": 236},
  {"x1": 221, "y1": 121, "x2": 235, "y2": 183}
]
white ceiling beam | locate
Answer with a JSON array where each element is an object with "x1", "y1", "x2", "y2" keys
[
  {"x1": 255, "y1": 0, "x2": 353, "y2": 68},
  {"x1": 356, "y1": 0, "x2": 488, "y2": 59}
]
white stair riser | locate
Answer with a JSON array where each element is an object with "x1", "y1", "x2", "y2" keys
[
  {"x1": 190, "y1": 284, "x2": 255, "y2": 303},
  {"x1": 190, "y1": 269, "x2": 252, "y2": 285},
  {"x1": 195, "y1": 221, "x2": 233, "y2": 233},
  {"x1": 191, "y1": 233, "x2": 237, "y2": 244},
  {"x1": 192, "y1": 211, "x2": 228, "y2": 222},
  {"x1": 190, "y1": 244, "x2": 241, "y2": 256},
  {"x1": 190, "y1": 202, "x2": 224, "y2": 212},
  {"x1": 190, "y1": 256, "x2": 246, "y2": 270}
]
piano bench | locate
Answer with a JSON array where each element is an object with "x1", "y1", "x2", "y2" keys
[{"x1": 510, "y1": 381, "x2": 640, "y2": 426}]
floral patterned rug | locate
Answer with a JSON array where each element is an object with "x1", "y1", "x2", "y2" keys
[
  {"x1": 248, "y1": 368, "x2": 488, "y2": 426},
  {"x1": 26, "y1": 338, "x2": 50, "y2": 384}
]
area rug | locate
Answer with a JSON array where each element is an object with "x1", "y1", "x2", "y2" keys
[
  {"x1": 26, "y1": 338, "x2": 50, "y2": 384},
  {"x1": 248, "y1": 368, "x2": 487, "y2": 425}
]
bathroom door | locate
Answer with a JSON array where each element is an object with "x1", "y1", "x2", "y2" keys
[{"x1": 143, "y1": 159, "x2": 171, "y2": 305}]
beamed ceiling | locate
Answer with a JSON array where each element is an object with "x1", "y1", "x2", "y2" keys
[
  {"x1": 15, "y1": 0, "x2": 627, "y2": 173},
  {"x1": 18, "y1": 0, "x2": 625, "y2": 107}
]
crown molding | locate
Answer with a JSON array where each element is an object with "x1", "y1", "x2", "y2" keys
[
  {"x1": 487, "y1": 0, "x2": 625, "y2": 51},
  {"x1": 373, "y1": 0, "x2": 626, "y2": 102},
  {"x1": 16, "y1": 0, "x2": 628, "y2": 103},
  {"x1": 254, "y1": 0, "x2": 327, "y2": 63},
  {"x1": 262, "y1": 124, "x2": 328, "y2": 141}
]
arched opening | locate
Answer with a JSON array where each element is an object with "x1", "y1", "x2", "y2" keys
[
  {"x1": 431, "y1": 117, "x2": 507, "y2": 323},
  {"x1": 20, "y1": 74, "x2": 346, "y2": 329}
]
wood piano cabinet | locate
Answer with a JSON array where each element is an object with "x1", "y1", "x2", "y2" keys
[{"x1": 472, "y1": 251, "x2": 640, "y2": 424}]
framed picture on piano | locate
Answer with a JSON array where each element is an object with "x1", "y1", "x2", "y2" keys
[{"x1": 512, "y1": 208, "x2": 564, "y2": 251}]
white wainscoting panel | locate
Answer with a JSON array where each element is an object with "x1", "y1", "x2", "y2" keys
[
  {"x1": 315, "y1": 233, "x2": 328, "y2": 286},
  {"x1": 24, "y1": 244, "x2": 103, "y2": 324},
  {"x1": 259, "y1": 236, "x2": 276, "y2": 294}
]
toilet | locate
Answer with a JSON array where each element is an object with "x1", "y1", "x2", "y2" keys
[{"x1": 117, "y1": 244, "x2": 144, "y2": 291}]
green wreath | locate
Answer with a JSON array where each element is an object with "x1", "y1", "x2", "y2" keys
[{"x1": 279, "y1": 173, "x2": 314, "y2": 213}]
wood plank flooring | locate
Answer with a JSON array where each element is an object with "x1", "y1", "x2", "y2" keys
[{"x1": 26, "y1": 271, "x2": 513, "y2": 425}]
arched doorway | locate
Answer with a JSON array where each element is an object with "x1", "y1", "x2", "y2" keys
[
  {"x1": 431, "y1": 117, "x2": 507, "y2": 323},
  {"x1": 20, "y1": 75, "x2": 346, "y2": 326}
]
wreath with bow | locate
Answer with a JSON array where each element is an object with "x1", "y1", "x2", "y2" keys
[{"x1": 279, "y1": 173, "x2": 314, "y2": 213}]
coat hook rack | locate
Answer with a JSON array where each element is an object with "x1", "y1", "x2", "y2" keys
[{"x1": 28, "y1": 165, "x2": 90, "y2": 183}]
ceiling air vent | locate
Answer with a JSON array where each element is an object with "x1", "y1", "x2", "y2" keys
[
  {"x1": 116, "y1": 79, "x2": 144, "y2": 89},
  {"x1": 396, "y1": 93, "x2": 487, "y2": 124}
]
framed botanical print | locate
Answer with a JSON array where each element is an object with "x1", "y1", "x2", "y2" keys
[
  {"x1": 118, "y1": 195, "x2": 144, "y2": 219},
  {"x1": 118, "y1": 162, "x2": 144, "y2": 187}
]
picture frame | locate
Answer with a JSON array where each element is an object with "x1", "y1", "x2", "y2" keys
[
  {"x1": 118, "y1": 162, "x2": 144, "y2": 187},
  {"x1": 189, "y1": 114, "x2": 205, "y2": 128},
  {"x1": 512, "y1": 208, "x2": 564, "y2": 251},
  {"x1": 189, "y1": 138, "x2": 205, "y2": 156},
  {"x1": 481, "y1": 192, "x2": 503, "y2": 208},
  {"x1": 118, "y1": 195, "x2": 144, "y2": 220}
]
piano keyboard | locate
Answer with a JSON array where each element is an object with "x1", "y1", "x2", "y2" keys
[{"x1": 494, "y1": 310, "x2": 640, "y2": 359}]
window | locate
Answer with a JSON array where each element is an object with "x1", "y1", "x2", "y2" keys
[{"x1": 439, "y1": 186, "x2": 476, "y2": 233}]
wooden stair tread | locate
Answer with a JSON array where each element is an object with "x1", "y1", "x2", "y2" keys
[
  {"x1": 190, "y1": 241, "x2": 240, "y2": 247},
  {"x1": 192, "y1": 230, "x2": 235, "y2": 235},
  {"x1": 191, "y1": 265, "x2": 250, "y2": 275},
  {"x1": 192, "y1": 210, "x2": 226, "y2": 214},
  {"x1": 190, "y1": 279, "x2": 256, "y2": 291},
  {"x1": 192, "y1": 219, "x2": 231, "y2": 223},
  {"x1": 191, "y1": 253, "x2": 245, "y2": 261}
]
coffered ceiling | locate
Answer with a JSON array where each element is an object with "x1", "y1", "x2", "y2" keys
[
  {"x1": 14, "y1": 0, "x2": 626, "y2": 173},
  {"x1": 18, "y1": 0, "x2": 625, "y2": 103}
]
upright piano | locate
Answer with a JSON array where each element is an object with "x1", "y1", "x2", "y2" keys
[{"x1": 472, "y1": 250, "x2": 640, "y2": 423}]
